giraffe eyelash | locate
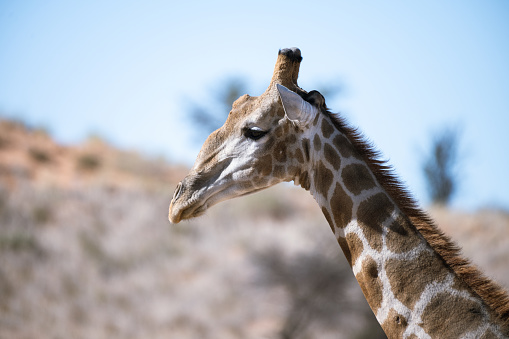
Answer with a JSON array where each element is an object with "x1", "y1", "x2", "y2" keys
[{"x1": 243, "y1": 127, "x2": 268, "y2": 141}]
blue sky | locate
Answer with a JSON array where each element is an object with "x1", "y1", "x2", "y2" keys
[{"x1": 1, "y1": 1, "x2": 508, "y2": 210}]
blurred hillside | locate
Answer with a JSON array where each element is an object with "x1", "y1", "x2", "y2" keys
[
  {"x1": 0, "y1": 119, "x2": 188, "y2": 191},
  {"x1": 0, "y1": 117, "x2": 508, "y2": 339}
]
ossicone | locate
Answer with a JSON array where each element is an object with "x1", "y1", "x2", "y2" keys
[{"x1": 266, "y1": 47, "x2": 306, "y2": 96}]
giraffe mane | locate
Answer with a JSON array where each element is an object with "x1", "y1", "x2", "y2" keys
[{"x1": 319, "y1": 107, "x2": 509, "y2": 326}]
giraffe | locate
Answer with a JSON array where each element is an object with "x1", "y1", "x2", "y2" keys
[{"x1": 169, "y1": 48, "x2": 509, "y2": 338}]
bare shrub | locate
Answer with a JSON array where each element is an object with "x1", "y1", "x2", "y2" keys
[
  {"x1": 0, "y1": 135, "x2": 10, "y2": 149},
  {"x1": 77, "y1": 153, "x2": 102, "y2": 171},
  {"x1": 28, "y1": 147, "x2": 52, "y2": 164},
  {"x1": 0, "y1": 232, "x2": 39, "y2": 252},
  {"x1": 253, "y1": 245, "x2": 386, "y2": 339},
  {"x1": 422, "y1": 126, "x2": 461, "y2": 205},
  {"x1": 2, "y1": 169, "x2": 506, "y2": 339},
  {"x1": 187, "y1": 77, "x2": 248, "y2": 136}
]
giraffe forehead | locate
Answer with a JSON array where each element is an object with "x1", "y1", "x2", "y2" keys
[{"x1": 228, "y1": 94, "x2": 284, "y2": 127}]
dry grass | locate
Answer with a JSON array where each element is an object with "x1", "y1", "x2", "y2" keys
[
  {"x1": 0, "y1": 117, "x2": 508, "y2": 338},
  {"x1": 0, "y1": 179, "x2": 382, "y2": 339}
]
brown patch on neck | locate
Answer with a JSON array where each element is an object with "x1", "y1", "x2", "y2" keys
[
  {"x1": 357, "y1": 257, "x2": 383, "y2": 313},
  {"x1": 314, "y1": 161, "x2": 333, "y2": 198},
  {"x1": 301, "y1": 138, "x2": 310, "y2": 162},
  {"x1": 381, "y1": 309, "x2": 408, "y2": 338},
  {"x1": 341, "y1": 163, "x2": 376, "y2": 195},
  {"x1": 321, "y1": 118, "x2": 334, "y2": 139},
  {"x1": 337, "y1": 233, "x2": 367, "y2": 272},
  {"x1": 386, "y1": 250, "x2": 449, "y2": 309},
  {"x1": 326, "y1": 110, "x2": 509, "y2": 327},
  {"x1": 299, "y1": 170, "x2": 311, "y2": 191},
  {"x1": 330, "y1": 182, "x2": 353, "y2": 229},
  {"x1": 356, "y1": 192, "x2": 393, "y2": 252},
  {"x1": 420, "y1": 292, "x2": 485, "y2": 337},
  {"x1": 323, "y1": 143, "x2": 341, "y2": 170},
  {"x1": 386, "y1": 215, "x2": 421, "y2": 253}
]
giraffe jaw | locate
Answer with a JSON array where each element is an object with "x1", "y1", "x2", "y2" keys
[
  {"x1": 169, "y1": 180, "x2": 271, "y2": 224},
  {"x1": 169, "y1": 179, "x2": 241, "y2": 224}
]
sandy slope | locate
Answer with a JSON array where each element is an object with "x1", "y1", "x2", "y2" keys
[{"x1": 1, "y1": 118, "x2": 507, "y2": 338}]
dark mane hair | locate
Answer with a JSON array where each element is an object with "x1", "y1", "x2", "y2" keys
[{"x1": 322, "y1": 108, "x2": 509, "y2": 326}]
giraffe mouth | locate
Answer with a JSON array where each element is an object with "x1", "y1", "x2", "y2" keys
[
  {"x1": 169, "y1": 182, "x2": 235, "y2": 224},
  {"x1": 169, "y1": 198, "x2": 209, "y2": 224},
  {"x1": 168, "y1": 180, "x2": 270, "y2": 224}
]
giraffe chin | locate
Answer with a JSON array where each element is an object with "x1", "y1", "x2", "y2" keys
[
  {"x1": 168, "y1": 186, "x2": 235, "y2": 224},
  {"x1": 168, "y1": 202, "x2": 207, "y2": 224}
]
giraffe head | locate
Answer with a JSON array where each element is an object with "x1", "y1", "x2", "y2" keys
[{"x1": 169, "y1": 48, "x2": 325, "y2": 223}]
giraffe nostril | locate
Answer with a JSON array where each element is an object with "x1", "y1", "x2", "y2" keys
[{"x1": 172, "y1": 182, "x2": 184, "y2": 202}]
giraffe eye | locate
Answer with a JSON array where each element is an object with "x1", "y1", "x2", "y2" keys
[{"x1": 243, "y1": 127, "x2": 268, "y2": 141}]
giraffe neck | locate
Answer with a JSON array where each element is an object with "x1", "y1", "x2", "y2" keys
[{"x1": 301, "y1": 112, "x2": 509, "y2": 338}]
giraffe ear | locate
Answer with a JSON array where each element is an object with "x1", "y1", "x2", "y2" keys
[{"x1": 276, "y1": 84, "x2": 317, "y2": 126}]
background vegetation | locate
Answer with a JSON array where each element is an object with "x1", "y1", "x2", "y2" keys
[{"x1": 1, "y1": 117, "x2": 508, "y2": 338}]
